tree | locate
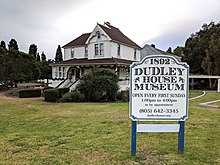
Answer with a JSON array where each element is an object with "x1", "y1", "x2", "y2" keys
[
  {"x1": 55, "y1": 45, "x2": 63, "y2": 62},
  {"x1": 183, "y1": 21, "x2": 220, "y2": 75},
  {"x1": 41, "y1": 51, "x2": 46, "y2": 61},
  {"x1": 8, "y1": 39, "x2": 19, "y2": 51},
  {"x1": 38, "y1": 51, "x2": 52, "y2": 80},
  {"x1": 201, "y1": 26, "x2": 220, "y2": 89},
  {"x1": 76, "y1": 68, "x2": 119, "y2": 101},
  {"x1": 173, "y1": 46, "x2": 184, "y2": 57},
  {"x1": 36, "y1": 53, "x2": 40, "y2": 61},
  {"x1": 0, "y1": 41, "x2": 6, "y2": 49},
  {"x1": 28, "y1": 44, "x2": 38, "y2": 58}
]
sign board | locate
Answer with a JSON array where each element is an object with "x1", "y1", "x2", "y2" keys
[{"x1": 130, "y1": 55, "x2": 189, "y2": 121}]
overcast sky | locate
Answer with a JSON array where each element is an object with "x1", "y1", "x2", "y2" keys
[{"x1": 0, "y1": 0, "x2": 219, "y2": 59}]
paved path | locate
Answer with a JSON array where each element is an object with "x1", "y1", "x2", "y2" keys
[
  {"x1": 189, "y1": 91, "x2": 206, "y2": 101},
  {"x1": 199, "y1": 99, "x2": 220, "y2": 109},
  {"x1": 189, "y1": 90, "x2": 220, "y2": 108}
]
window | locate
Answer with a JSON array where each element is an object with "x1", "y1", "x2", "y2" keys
[
  {"x1": 134, "y1": 49, "x2": 137, "y2": 60},
  {"x1": 62, "y1": 67, "x2": 65, "y2": 77},
  {"x1": 96, "y1": 31, "x2": 101, "y2": 39},
  {"x1": 85, "y1": 46, "x2": 88, "y2": 57},
  {"x1": 95, "y1": 44, "x2": 99, "y2": 56},
  {"x1": 99, "y1": 43, "x2": 104, "y2": 56},
  {"x1": 55, "y1": 68, "x2": 58, "y2": 77},
  {"x1": 59, "y1": 67, "x2": 62, "y2": 78},
  {"x1": 117, "y1": 44, "x2": 120, "y2": 57},
  {"x1": 71, "y1": 48, "x2": 74, "y2": 58},
  {"x1": 94, "y1": 43, "x2": 104, "y2": 56}
]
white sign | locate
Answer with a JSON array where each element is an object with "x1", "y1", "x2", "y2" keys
[{"x1": 130, "y1": 55, "x2": 189, "y2": 121}]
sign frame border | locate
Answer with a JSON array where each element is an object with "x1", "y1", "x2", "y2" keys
[{"x1": 129, "y1": 55, "x2": 189, "y2": 121}]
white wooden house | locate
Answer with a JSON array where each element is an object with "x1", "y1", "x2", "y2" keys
[{"x1": 50, "y1": 22, "x2": 141, "y2": 90}]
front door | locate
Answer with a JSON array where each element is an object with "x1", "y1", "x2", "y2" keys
[
  {"x1": 76, "y1": 68, "x2": 80, "y2": 80},
  {"x1": 68, "y1": 67, "x2": 81, "y2": 82}
]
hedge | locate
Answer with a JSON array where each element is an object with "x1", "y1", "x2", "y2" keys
[
  {"x1": 44, "y1": 89, "x2": 60, "y2": 102},
  {"x1": 59, "y1": 91, "x2": 85, "y2": 102},
  {"x1": 18, "y1": 88, "x2": 42, "y2": 98},
  {"x1": 44, "y1": 88, "x2": 69, "y2": 102}
]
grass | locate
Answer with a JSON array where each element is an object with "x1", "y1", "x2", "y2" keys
[{"x1": 0, "y1": 91, "x2": 219, "y2": 164}]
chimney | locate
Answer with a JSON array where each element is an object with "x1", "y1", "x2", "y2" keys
[
  {"x1": 151, "y1": 44, "x2": 156, "y2": 48},
  {"x1": 104, "y1": 21, "x2": 111, "y2": 25}
]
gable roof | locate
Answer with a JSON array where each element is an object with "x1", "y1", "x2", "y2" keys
[
  {"x1": 62, "y1": 23, "x2": 141, "y2": 49},
  {"x1": 141, "y1": 44, "x2": 181, "y2": 61},
  {"x1": 98, "y1": 23, "x2": 141, "y2": 49},
  {"x1": 50, "y1": 57, "x2": 134, "y2": 66},
  {"x1": 63, "y1": 33, "x2": 91, "y2": 48}
]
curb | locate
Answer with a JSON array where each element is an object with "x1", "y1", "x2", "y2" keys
[
  {"x1": 189, "y1": 91, "x2": 206, "y2": 101},
  {"x1": 199, "y1": 100, "x2": 220, "y2": 109}
]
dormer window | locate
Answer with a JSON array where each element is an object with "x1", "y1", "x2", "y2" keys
[
  {"x1": 96, "y1": 31, "x2": 101, "y2": 39},
  {"x1": 71, "y1": 48, "x2": 74, "y2": 58}
]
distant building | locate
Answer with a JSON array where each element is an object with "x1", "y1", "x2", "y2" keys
[
  {"x1": 50, "y1": 22, "x2": 141, "y2": 90},
  {"x1": 141, "y1": 44, "x2": 181, "y2": 61}
]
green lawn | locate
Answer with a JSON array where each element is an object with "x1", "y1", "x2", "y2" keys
[{"x1": 0, "y1": 91, "x2": 219, "y2": 164}]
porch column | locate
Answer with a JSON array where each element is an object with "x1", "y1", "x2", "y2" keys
[{"x1": 115, "y1": 65, "x2": 119, "y2": 76}]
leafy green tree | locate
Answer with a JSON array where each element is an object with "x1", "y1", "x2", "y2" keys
[
  {"x1": 28, "y1": 44, "x2": 37, "y2": 58},
  {"x1": 55, "y1": 45, "x2": 63, "y2": 62},
  {"x1": 173, "y1": 46, "x2": 184, "y2": 57},
  {"x1": 0, "y1": 47, "x2": 8, "y2": 88},
  {"x1": 39, "y1": 61, "x2": 52, "y2": 80},
  {"x1": 36, "y1": 53, "x2": 40, "y2": 61},
  {"x1": 182, "y1": 21, "x2": 220, "y2": 89},
  {"x1": 201, "y1": 26, "x2": 220, "y2": 89},
  {"x1": 76, "y1": 68, "x2": 119, "y2": 101},
  {"x1": 183, "y1": 21, "x2": 220, "y2": 75},
  {"x1": 0, "y1": 41, "x2": 6, "y2": 49},
  {"x1": 8, "y1": 39, "x2": 19, "y2": 51},
  {"x1": 41, "y1": 51, "x2": 46, "y2": 61}
]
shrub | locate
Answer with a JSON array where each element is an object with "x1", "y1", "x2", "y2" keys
[
  {"x1": 59, "y1": 91, "x2": 85, "y2": 102},
  {"x1": 57, "y1": 88, "x2": 69, "y2": 97},
  {"x1": 43, "y1": 86, "x2": 53, "y2": 93},
  {"x1": 76, "y1": 68, "x2": 119, "y2": 102},
  {"x1": 44, "y1": 89, "x2": 60, "y2": 102},
  {"x1": 18, "y1": 88, "x2": 41, "y2": 98},
  {"x1": 116, "y1": 90, "x2": 129, "y2": 102}
]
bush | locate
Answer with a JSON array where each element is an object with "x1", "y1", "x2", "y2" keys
[
  {"x1": 44, "y1": 89, "x2": 60, "y2": 102},
  {"x1": 57, "y1": 88, "x2": 69, "y2": 97},
  {"x1": 116, "y1": 90, "x2": 129, "y2": 102},
  {"x1": 59, "y1": 91, "x2": 85, "y2": 102},
  {"x1": 43, "y1": 86, "x2": 53, "y2": 93},
  {"x1": 76, "y1": 68, "x2": 119, "y2": 102},
  {"x1": 18, "y1": 88, "x2": 41, "y2": 98}
]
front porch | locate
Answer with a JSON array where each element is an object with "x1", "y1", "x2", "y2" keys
[{"x1": 50, "y1": 58, "x2": 134, "y2": 91}]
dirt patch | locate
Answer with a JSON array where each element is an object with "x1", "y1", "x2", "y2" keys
[{"x1": 0, "y1": 91, "x2": 43, "y2": 103}]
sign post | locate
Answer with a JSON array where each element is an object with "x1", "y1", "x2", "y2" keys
[
  {"x1": 130, "y1": 55, "x2": 189, "y2": 156},
  {"x1": 131, "y1": 121, "x2": 137, "y2": 156}
]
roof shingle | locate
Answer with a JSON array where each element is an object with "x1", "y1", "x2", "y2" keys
[
  {"x1": 62, "y1": 33, "x2": 91, "y2": 48},
  {"x1": 50, "y1": 57, "x2": 134, "y2": 66},
  {"x1": 62, "y1": 23, "x2": 141, "y2": 49},
  {"x1": 98, "y1": 23, "x2": 141, "y2": 49}
]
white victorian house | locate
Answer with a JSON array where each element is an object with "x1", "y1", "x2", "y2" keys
[{"x1": 50, "y1": 22, "x2": 141, "y2": 90}]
